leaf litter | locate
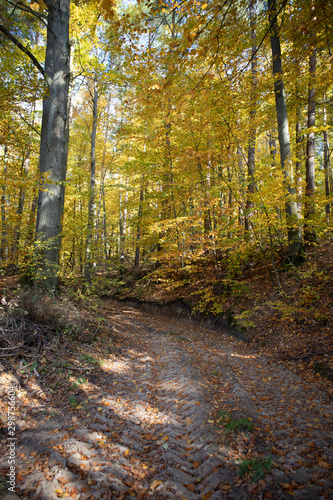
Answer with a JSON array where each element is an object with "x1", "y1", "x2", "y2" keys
[{"x1": 0, "y1": 298, "x2": 332, "y2": 499}]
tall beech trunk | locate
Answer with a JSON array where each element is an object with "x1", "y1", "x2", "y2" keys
[
  {"x1": 119, "y1": 187, "x2": 128, "y2": 262},
  {"x1": 84, "y1": 83, "x2": 98, "y2": 281},
  {"x1": 13, "y1": 103, "x2": 36, "y2": 263},
  {"x1": 35, "y1": 0, "x2": 70, "y2": 290},
  {"x1": 160, "y1": 9, "x2": 177, "y2": 236},
  {"x1": 134, "y1": 178, "x2": 144, "y2": 268},
  {"x1": 323, "y1": 99, "x2": 331, "y2": 221},
  {"x1": 96, "y1": 93, "x2": 111, "y2": 264},
  {"x1": 0, "y1": 146, "x2": 8, "y2": 263},
  {"x1": 304, "y1": 47, "x2": 317, "y2": 246},
  {"x1": 12, "y1": 153, "x2": 28, "y2": 263},
  {"x1": 245, "y1": 0, "x2": 257, "y2": 235},
  {"x1": 296, "y1": 104, "x2": 303, "y2": 218},
  {"x1": 268, "y1": 0, "x2": 302, "y2": 262}
]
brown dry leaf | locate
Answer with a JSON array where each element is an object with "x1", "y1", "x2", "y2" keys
[
  {"x1": 58, "y1": 476, "x2": 69, "y2": 485},
  {"x1": 150, "y1": 479, "x2": 162, "y2": 490},
  {"x1": 192, "y1": 461, "x2": 200, "y2": 469},
  {"x1": 318, "y1": 460, "x2": 330, "y2": 468},
  {"x1": 185, "y1": 483, "x2": 195, "y2": 492},
  {"x1": 136, "y1": 490, "x2": 147, "y2": 500},
  {"x1": 30, "y1": 451, "x2": 37, "y2": 456},
  {"x1": 162, "y1": 435, "x2": 169, "y2": 441},
  {"x1": 221, "y1": 484, "x2": 231, "y2": 490},
  {"x1": 258, "y1": 479, "x2": 266, "y2": 488},
  {"x1": 202, "y1": 492, "x2": 212, "y2": 500}
]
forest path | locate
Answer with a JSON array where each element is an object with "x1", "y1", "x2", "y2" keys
[{"x1": 1, "y1": 300, "x2": 332, "y2": 500}]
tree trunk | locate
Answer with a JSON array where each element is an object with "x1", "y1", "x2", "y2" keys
[
  {"x1": 0, "y1": 146, "x2": 8, "y2": 263},
  {"x1": 12, "y1": 154, "x2": 28, "y2": 264},
  {"x1": 119, "y1": 187, "x2": 128, "y2": 263},
  {"x1": 245, "y1": 0, "x2": 257, "y2": 236},
  {"x1": 304, "y1": 47, "x2": 317, "y2": 246},
  {"x1": 134, "y1": 178, "x2": 144, "y2": 268},
  {"x1": 295, "y1": 103, "x2": 303, "y2": 219},
  {"x1": 323, "y1": 99, "x2": 330, "y2": 222},
  {"x1": 96, "y1": 93, "x2": 111, "y2": 265},
  {"x1": 35, "y1": 0, "x2": 70, "y2": 290},
  {"x1": 84, "y1": 83, "x2": 98, "y2": 282},
  {"x1": 268, "y1": 0, "x2": 302, "y2": 262}
]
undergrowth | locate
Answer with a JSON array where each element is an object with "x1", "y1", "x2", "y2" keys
[
  {"x1": 217, "y1": 409, "x2": 254, "y2": 434},
  {"x1": 237, "y1": 456, "x2": 272, "y2": 481}
]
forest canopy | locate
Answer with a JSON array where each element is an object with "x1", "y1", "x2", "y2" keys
[{"x1": 0, "y1": 0, "x2": 332, "y2": 290}]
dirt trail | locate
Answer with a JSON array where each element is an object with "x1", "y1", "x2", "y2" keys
[{"x1": 1, "y1": 301, "x2": 332, "y2": 499}]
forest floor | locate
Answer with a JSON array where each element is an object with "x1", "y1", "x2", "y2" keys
[
  {"x1": 0, "y1": 296, "x2": 332, "y2": 499},
  {"x1": 0, "y1": 240, "x2": 333, "y2": 499}
]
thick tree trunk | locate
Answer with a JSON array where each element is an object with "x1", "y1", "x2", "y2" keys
[
  {"x1": 84, "y1": 83, "x2": 98, "y2": 282},
  {"x1": 268, "y1": 0, "x2": 302, "y2": 262},
  {"x1": 35, "y1": 0, "x2": 70, "y2": 290},
  {"x1": 304, "y1": 47, "x2": 317, "y2": 246}
]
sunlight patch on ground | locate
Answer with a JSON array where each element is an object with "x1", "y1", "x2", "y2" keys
[{"x1": 230, "y1": 353, "x2": 257, "y2": 359}]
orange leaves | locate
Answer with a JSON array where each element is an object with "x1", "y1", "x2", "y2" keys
[{"x1": 149, "y1": 479, "x2": 162, "y2": 490}]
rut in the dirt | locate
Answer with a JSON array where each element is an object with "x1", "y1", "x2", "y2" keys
[{"x1": 1, "y1": 301, "x2": 332, "y2": 500}]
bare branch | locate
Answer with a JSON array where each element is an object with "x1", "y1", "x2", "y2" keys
[
  {"x1": 3, "y1": 0, "x2": 48, "y2": 27},
  {"x1": 0, "y1": 23, "x2": 46, "y2": 79}
]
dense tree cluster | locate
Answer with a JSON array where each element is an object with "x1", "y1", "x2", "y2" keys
[{"x1": 0, "y1": 0, "x2": 332, "y2": 289}]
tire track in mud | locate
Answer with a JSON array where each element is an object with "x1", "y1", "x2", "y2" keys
[{"x1": 2, "y1": 302, "x2": 332, "y2": 499}]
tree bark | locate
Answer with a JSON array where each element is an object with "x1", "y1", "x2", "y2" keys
[
  {"x1": 295, "y1": 102, "x2": 303, "y2": 219},
  {"x1": 119, "y1": 187, "x2": 128, "y2": 263},
  {"x1": 35, "y1": 0, "x2": 70, "y2": 290},
  {"x1": 134, "y1": 178, "x2": 144, "y2": 268},
  {"x1": 268, "y1": 0, "x2": 302, "y2": 262},
  {"x1": 96, "y1": 93, "x2": 111, "y2": 265},
  {"x1": 0, "y1": 146, "x2": 8, "y2": 263},
  {"x1": 84, "y1": 82, "x2": 98, "y2": 282},
  {"x1": 304, "y1": 47, "x2": 317, "y2": 246},
  {"x1": 245, "y1": 0, "x2": 257, "y2": 236},
  {"x1": 323, "y1": 101, "x2": 331, "y2": 221}
]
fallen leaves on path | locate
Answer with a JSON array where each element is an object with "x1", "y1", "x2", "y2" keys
[{"x1": 0, "y1": 299, "x2": 332, "y2": 499}]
